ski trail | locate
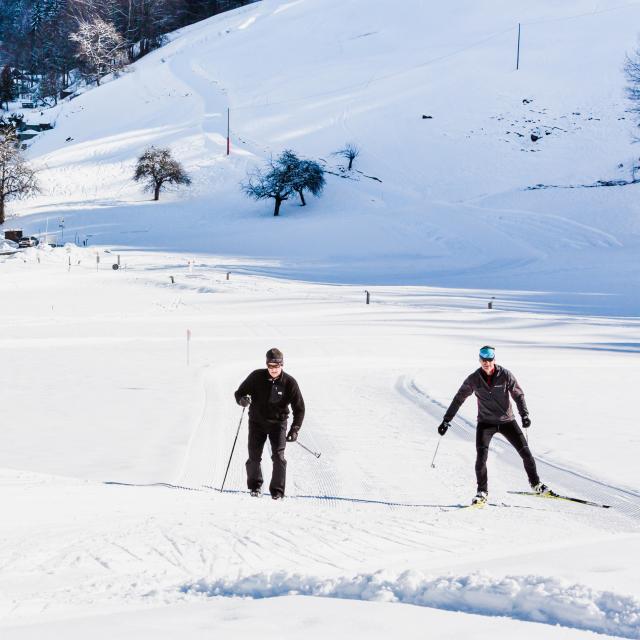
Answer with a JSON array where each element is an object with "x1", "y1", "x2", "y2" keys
[{"x1": 397, "y1": 375, "x2": 640, "y2": 520}]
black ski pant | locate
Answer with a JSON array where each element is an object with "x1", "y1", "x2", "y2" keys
[
  {"x1": 475, "y1": 420, "x2": 539, "y2": 493},
  {"x1": 246, "y1": 420, "x2": 287, "y2": 497}
]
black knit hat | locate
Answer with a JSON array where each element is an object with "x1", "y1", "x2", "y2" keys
[{"x1": 266, "y1": 348, "x2": 284, "y2": 364}]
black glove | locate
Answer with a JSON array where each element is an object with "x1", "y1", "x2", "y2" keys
[
  {"x1": 286, "y1": 426, "x2": 300, "y2": 442},
  {"x1": 438, "y1": 420, "x2": 450, "y2": 436},
  {"x1": 521, "y1": 415, "x2": 531, "y2": 429},
  {"x1": 237, "y1": 395, "x2": 251, "y2": 408}
]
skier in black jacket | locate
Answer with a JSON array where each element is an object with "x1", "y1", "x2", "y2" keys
[
  {"x1": 437, "y1": 346, "x2": 551, "y2": 505},
  {"x1": 234, "y1": 348, "x2": 305, "y2": 499}
]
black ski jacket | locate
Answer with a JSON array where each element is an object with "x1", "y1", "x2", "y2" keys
[
  {"x1": 234, "y1": 369, "x2": 305, "y2": 428},
  {"x1": 443, "y1": 364, "x2": 528, "y2": 425}
]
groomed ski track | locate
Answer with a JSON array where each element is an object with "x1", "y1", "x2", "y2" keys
[{"x1": 171, "y1": 361, "x2": 640, "y2": 522}]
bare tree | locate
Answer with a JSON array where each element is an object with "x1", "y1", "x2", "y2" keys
[
  {"x1": 133, "y1": 146, "x2": 191, "y2": 201},
  {"x1": 69, "y1": 16, "x2": 126, "y2": 85},
  {"x1": 334, "y1": 143, "x2": 360, "y2": 170},
  {"x1": 625, "y1": 46, "x2": 640, "y2": 117},
  {"x1": 0, "y1": 131, "x2": 39, "y2": 224},
  {"x1": 242, "y1": 153, "x2": 297, "y2": 217},
  {"x1": 280, "y1": 150, "x2": 325, "y2": 206}
]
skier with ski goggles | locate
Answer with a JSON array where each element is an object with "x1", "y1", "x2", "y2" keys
[{"x1": 437, "y1": 346, "x2": 551, "y2": 506}]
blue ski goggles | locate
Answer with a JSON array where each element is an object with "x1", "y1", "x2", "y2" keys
[{"x1": 479, "y1": 346, "x2": 495, "y2": 360}]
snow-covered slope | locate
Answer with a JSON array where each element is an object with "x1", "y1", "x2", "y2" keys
[
  {"x1": 11, "y1": 0, "x2": 640, "y2": 314},
  {"x1": 1, "y1": 249, "x2": 639, "y2": 639}
]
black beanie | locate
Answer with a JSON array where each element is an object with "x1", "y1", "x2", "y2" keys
[{"x1": 266, "y1": 348, "x2": 284, "y2": 364}]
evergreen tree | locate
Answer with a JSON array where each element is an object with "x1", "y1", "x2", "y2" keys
[{"x1": 0, "y1": 65, "x2": 15, "y2": 110}]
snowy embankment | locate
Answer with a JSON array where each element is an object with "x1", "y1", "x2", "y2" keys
[
  {"x1": 6, "y1": 0, "x2": 640, "y2": 315},
  {"x1": 183, "y1": 570, "x2": 640, "y2": 639}
]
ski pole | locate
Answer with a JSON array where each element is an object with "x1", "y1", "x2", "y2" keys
[
  {"x1": 430, "y1": 437, "x2": 443, "y2": 468},
  {"x1": 296, "y1": 440, "x2": 321, "y2": 458},
  {"x1": 220, "y1": 406, "x2": 246, "y2": 492}
]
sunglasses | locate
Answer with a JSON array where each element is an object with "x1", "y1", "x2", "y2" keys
[
  {"x1": 267, "y1": 362, "x2": 283, "y2": 369},
  {"x1": 480, "y1": 357, "x2": 495, "y2": 363}
]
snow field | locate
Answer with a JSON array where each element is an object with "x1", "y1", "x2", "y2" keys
[
  {"x1": 2, "y1": 0, "x2": 640, "y2": 635},
  {"x1": 1, "y1": 247, "x2": 639, "y2": 638}
]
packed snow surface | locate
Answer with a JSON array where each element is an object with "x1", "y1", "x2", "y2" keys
[{"x1": 1, "y1": 247, "x2": 639, "y2": 638}]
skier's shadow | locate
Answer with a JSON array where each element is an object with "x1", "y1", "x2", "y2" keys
[
  {"x1": 207, "y1": 487, "x2": 537, "y2": 509},
  {"x1": 104, "y1": 483, "x2": 538, "y2": 510},
  {"x1": 104, "y1": 481, "x2": 202, "y2": 491}
]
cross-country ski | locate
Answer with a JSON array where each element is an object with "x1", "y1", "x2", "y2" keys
[{"x1": 508, "y1": 491, "x2": 611, "y2": 509}]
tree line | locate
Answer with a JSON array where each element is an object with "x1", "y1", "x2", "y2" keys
[{"x1": 0, "y1": 0, "x2": 255, "y2": 103}]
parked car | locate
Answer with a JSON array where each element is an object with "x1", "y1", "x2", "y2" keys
[{"x1": 18, "y1": 236, "x2": 39, "y2": 248}]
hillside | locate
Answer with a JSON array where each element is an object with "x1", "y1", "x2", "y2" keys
[{"x1": 6, "y1": 0, "x2": 639, "y2": 314}]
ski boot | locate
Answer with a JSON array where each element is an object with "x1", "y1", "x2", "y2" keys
[
  {"x1": 471, "y1": 491, "x2": 488, "y2": 506},
  {"x1": 531, "y1": 482, "x2": 552, "y2": 496}
]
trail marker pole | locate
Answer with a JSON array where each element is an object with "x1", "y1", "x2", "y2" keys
[{"x1": 516, "y1": 23, "x2": 521, "y2": 70}]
